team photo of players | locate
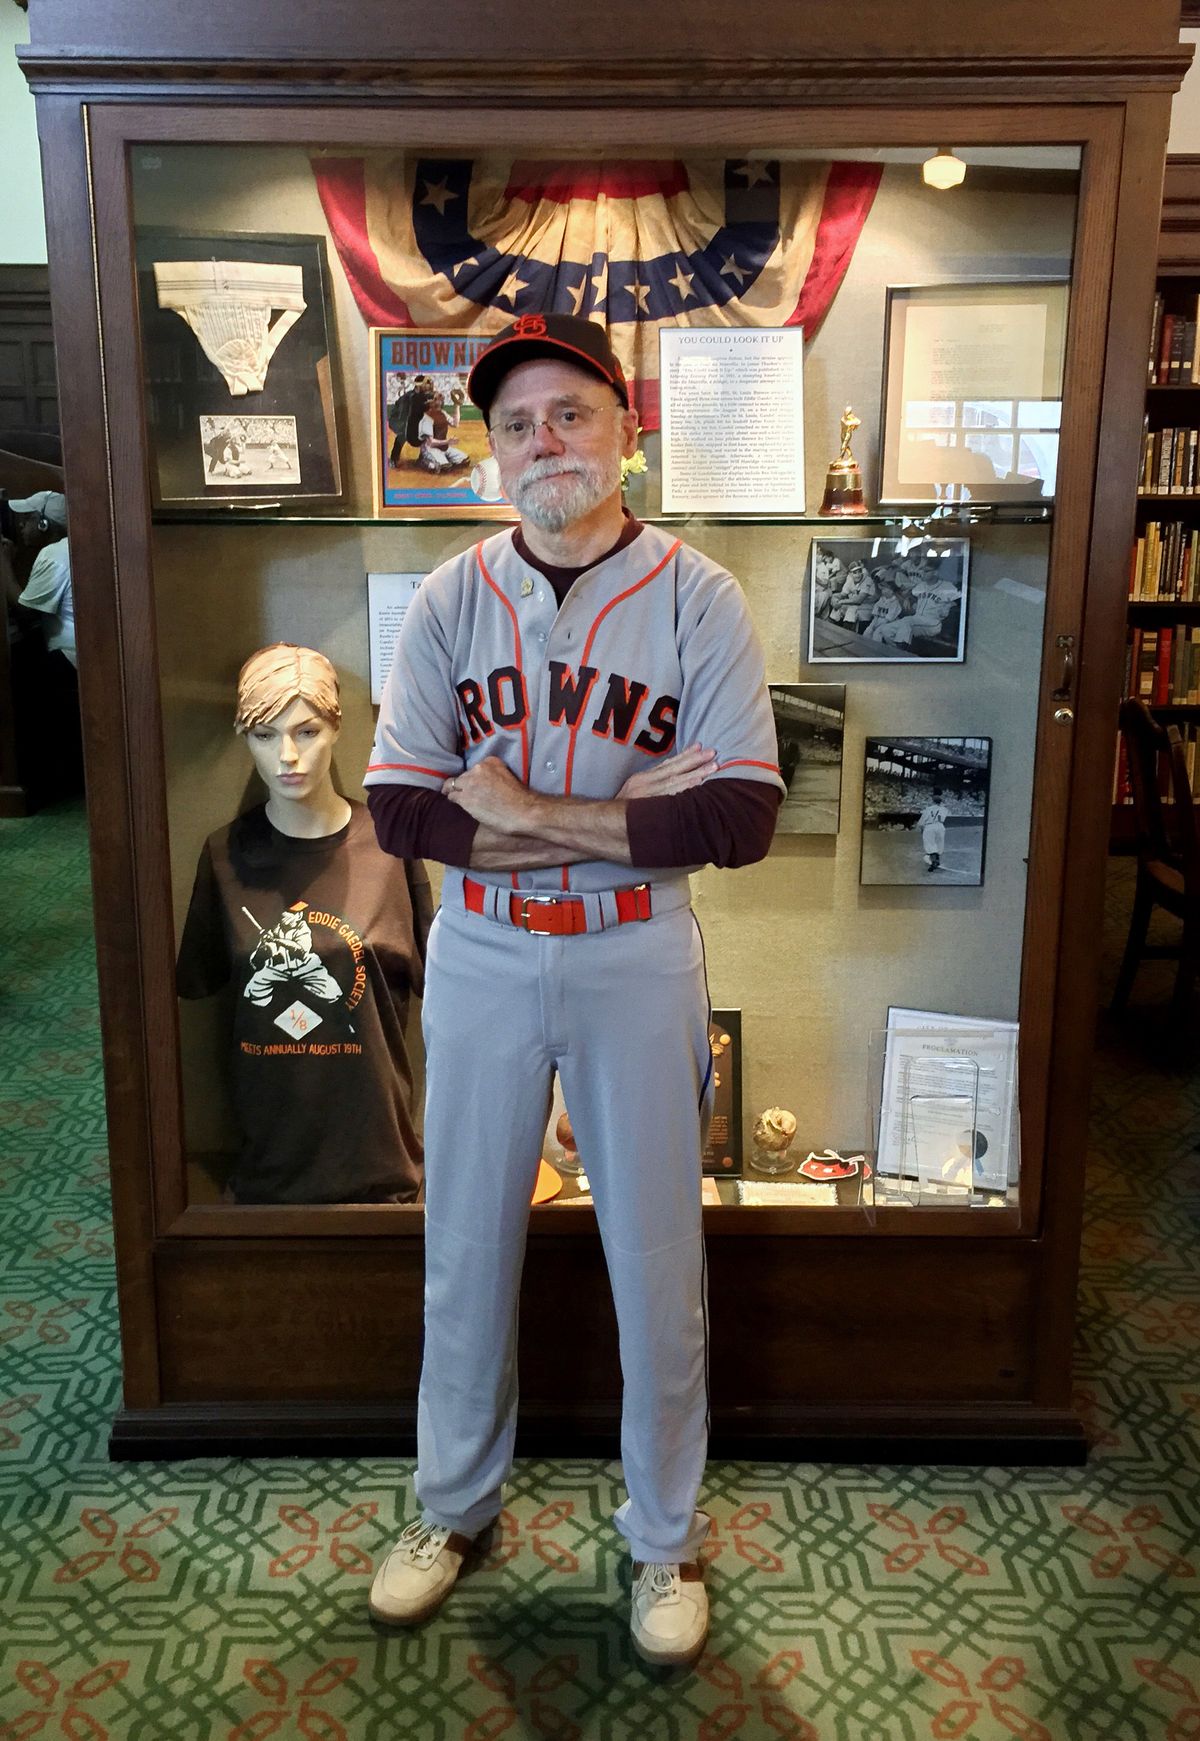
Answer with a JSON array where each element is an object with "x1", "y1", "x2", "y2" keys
[
  {"x1": 807, "y1": 535, "x2": 969, "y2": 664},
  {"x1": 859, "y1": 735, "x2": 992, "y2": 886}
]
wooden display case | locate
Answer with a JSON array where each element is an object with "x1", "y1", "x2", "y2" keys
[{"x1": 18, "y1": 0, "x2": 1189, "y2": 1461}]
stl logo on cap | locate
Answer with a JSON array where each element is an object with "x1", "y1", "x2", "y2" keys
[{"x1": 511, "y1": 314, "x2": 548, "y2": 338}]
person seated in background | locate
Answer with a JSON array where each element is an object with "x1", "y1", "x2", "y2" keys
[
  {"x1": 4, "y1": 490, "x2": 74, "y2": 668},
  {"x1": 0, "y1": 488, "x2": 83, "y2": 805}
]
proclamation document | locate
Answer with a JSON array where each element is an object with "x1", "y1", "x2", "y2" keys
[{"x1": 659, "y1": 327, "x2": 806, "y2": 515}]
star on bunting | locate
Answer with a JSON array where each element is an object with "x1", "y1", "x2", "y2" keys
[
  {"x1": 720, "y1": 253, "x2": 751, "y2": 286},
  {"x1": 668, "y1": 266, "x2": 696, "y2": 304},
  {"x1": 420, "y1": 179, "x2": 456, "y2": 215},
  {"x1": 626, "y1": 280, "x2": 652, "y2": 314},
  {"x1": 733, "y1": 161, "x2": 775, "y2": 187},
  {"x1": 497, "y1": 270, "x2": 530, "y2": 305}
]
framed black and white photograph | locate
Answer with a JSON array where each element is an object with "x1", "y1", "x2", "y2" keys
[
  {"x1": 879, "y1": 279, "x2": 1068, "y2": 506},
  {"x1": 807, "y1": 535, "x2": 969, "y2": 664},
  {"x1": 135, "y1": 229, "x2": 345, "y2": 508},
  {"x1": 860, "y1": 736, "x2": 992, "y2": 887},
  {"x1": 769, "y1": 683, "x2": 845, "y2": 834},
  {"x1": 199, "y1": 415, "x2": 300, "y2": 487}
]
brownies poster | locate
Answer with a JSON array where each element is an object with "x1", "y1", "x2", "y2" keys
[{"x1": 370, "y1": 327, "x2": 513, "y2": 518}]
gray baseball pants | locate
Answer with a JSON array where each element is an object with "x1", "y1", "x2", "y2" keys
[{"x1": 414, "y1": 889, "x2": 713, "y2": 1564}]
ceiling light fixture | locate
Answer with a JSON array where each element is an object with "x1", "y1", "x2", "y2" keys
[{"x1": 923, "y1": 148, "x2": 966, "y2": 190}]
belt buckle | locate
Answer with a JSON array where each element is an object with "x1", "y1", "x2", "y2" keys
[
  {"x1": 518, "y1": 893, "x2": 560, "y2": 931},
  {"x1": 631, "y1": 882, "x2": 651, "y2": 921}
]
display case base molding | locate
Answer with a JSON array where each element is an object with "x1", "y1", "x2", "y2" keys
[
  {"x1": 108, "y1": 1400, "x2": 1085, "y2": 1466},
  {"x1": 108, "y1": 1235, "x2": 1087, "y2": 1465}
]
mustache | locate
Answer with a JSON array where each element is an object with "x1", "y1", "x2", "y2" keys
[{"x1": 513, "y1": 455, "x2": 592, "y2": 491}]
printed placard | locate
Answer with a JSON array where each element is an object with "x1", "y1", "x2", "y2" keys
[
  {"x1": 660, "y1": 327, "x2": 805, "y2": 515},
  {"x1": 367, "y1": 572, "x2": 426, "y2": 704}
]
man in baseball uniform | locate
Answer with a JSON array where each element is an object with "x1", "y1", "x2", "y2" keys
[
  {"x1": 364, "y1": 313, "x2": 784, "y2": 1667},
  {"x1": 917, "y1": 787, "x2": 950, "y2": 872}
]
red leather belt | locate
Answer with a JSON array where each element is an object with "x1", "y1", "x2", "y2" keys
[{"x1": 463, "y1": 877, "x2": 652, "y2": 935}]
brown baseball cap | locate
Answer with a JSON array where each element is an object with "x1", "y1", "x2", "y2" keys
[{"x1": 467, "y1": 313, "x2": 629, "y2": 418}]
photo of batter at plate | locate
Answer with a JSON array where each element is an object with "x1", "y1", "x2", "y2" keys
[{"x1": 860, "y1": 735, "x2": 992, "y2": 886}]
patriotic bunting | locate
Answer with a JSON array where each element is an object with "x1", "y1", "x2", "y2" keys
[{"x1": 313, "y1": 155, "x2": 881, "y2": 430}]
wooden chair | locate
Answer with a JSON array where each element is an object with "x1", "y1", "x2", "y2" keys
[{"x1": 1111, "y1": 698, "x2": 1200, "y2": 1023}]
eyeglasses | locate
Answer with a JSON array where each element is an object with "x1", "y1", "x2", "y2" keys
[{"x1": 490, "y1": 402, "x2": 617, "y2": 454}]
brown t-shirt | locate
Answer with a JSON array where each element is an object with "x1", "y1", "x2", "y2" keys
[{"x1": 176, "y1": 801, "x2": 431, "y2": 1205}]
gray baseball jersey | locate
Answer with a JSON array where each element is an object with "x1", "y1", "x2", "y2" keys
[{"x1": 365, "y1": 521, "x2": 785, "y2": 890}]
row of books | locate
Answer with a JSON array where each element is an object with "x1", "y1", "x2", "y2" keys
[
  {"x1": 1128, "y1": 521, "x2": 1200, "y2": 600},
  {"x1": 1137, "y1": 425, "x2": 1200, "y2": 496},
  {"x1": 1113, "y1": 722, "x2": 1199, "y2": 806},
  {"x1": 1124, "y1": 624, "x2": 1200, "y2": 707},
  {"x1": 1148, "y1": 293, "x2": 1200, "y2": 384}
]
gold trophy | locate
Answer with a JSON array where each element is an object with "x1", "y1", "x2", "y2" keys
[{"x1": 819, "y1": 404, "x2": 868, "y2": 516}]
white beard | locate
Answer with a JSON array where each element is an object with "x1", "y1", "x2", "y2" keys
[{"x1": 509, "y1": 448, "x2": 622, "y2": 534}]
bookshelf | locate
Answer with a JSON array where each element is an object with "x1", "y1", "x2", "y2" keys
[{"x1": 1113, "y1": 159, "x2": 1200, "y2": 846}]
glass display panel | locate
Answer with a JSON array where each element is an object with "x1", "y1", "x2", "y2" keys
[{"x1": 127, "y1": 141, "x2": 1081, "y2": 1214}]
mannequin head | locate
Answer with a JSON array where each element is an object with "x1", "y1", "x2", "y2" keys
[{"x1": 234, "y1": 644, "x2": 345, "y2": 828}]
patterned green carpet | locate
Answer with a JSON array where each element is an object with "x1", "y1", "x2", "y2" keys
[{"x1": 1, "y1": 802, "x2": 1197, "y2": 1740}]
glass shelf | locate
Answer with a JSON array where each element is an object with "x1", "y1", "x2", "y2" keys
[{"x1": 151, "y1": 504, "x2": 1055, "y2": 529}]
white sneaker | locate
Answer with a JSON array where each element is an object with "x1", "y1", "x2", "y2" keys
[
  {"x1": 368, "y1": 1519, "x2": 480, "y2": 1626},
  {"x1": 630, "y1": 1560, "x2": 709, "y2": 1667}
]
